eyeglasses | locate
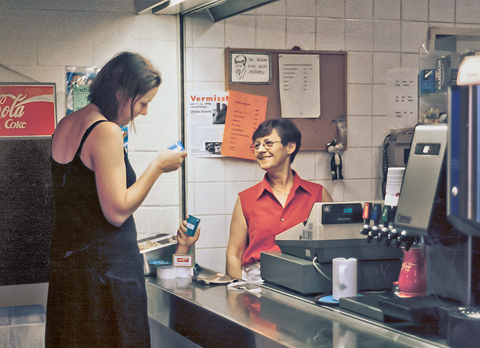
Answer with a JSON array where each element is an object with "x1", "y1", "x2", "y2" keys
[{"x1": 254, "y1": 140, "x2": 281, "y2": 151}]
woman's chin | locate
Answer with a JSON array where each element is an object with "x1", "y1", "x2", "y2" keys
[{"x1": 256, "y1": 160, "x2": 269, "y2": 170}]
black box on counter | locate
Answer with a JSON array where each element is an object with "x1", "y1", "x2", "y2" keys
[
  {"x1": 420, "y1": 69, "x2": 435, "y2": 94},
  {"x1": 436, "y1": 55, "x2": 451, "y2": 92}
]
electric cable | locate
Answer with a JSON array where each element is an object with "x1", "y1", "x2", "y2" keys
[
  {"x1": 381, "y1": 134, "x2": 391, "y2": 199},
  {"x1": 312, "y1": 256, "x2": 332, "y2": 282}
]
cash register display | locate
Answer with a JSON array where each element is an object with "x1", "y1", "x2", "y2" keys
[{"x1": 321, "y1": 203, "x2": 363, "y2": 225}]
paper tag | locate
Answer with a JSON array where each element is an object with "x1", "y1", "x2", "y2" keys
[
  {"x1": 457, "y1": 55, "x2": 480, "y2": 85},
  {"x1": 173, "y1": 254, "x2": 193, "y2": 267}
]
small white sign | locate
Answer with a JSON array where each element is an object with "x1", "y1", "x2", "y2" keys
[
  {"x1": 229, "y1": 52, "x2": 272, "y2": 84},
  {"x1": 386, "y1": 69, "x2": 418, "y2": 129},
  {"x1": 173, "y1": 254, "x2": 194, "y2": 267},
  {"x1": 457, "y1": 55, "x2": 480, "y2": 85}
]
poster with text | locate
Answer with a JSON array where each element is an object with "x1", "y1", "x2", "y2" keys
[
  {"x1": 0, "y1": 83, "x2": 56, "y2": 137},
  {"x1": 66, "y1": 66, "x2": 97, "y2": 115},
  {"x1": 220, "y1": 90, "x2": 268, "y2": 160},
  {"x1": 187, "y1": 92, "x2": 229, "y2": 157}
]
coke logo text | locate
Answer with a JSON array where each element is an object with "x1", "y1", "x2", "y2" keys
[{"x1": 0, "y1": 94, "x2": 27, "y2": 119}]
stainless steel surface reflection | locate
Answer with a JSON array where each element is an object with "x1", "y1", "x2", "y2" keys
[{"x1": 146, "y1": 271, "x2": 448, "y2": 348}]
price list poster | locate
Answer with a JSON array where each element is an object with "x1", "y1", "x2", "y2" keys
[{"x1": 221, "y1": 90, "x2": 268, "y2": 160}]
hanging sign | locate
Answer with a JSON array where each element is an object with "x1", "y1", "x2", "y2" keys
[{"x1": 0, "y1": 83, "x2": 56, "y2": 138}]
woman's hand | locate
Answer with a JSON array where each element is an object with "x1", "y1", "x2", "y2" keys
[
  {"x1": 176, "y1": 215, "x2": 200, "y2": 254},
  {"x1": 155, "y1": 150, "x2": 187, "y2": 174}
]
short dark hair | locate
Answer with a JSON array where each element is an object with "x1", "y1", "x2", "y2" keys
[
  {"x1": 234, "y1": 55, "x2": 247, "y2": 65},
  {"x1": 88, "y1": 52, "x2": 162, "y2": 122},
  {"x1": 252, "y1": 119, "x2": 302, "y2": 163}
]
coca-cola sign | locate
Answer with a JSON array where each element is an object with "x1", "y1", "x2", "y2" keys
[{"x1": 0, "y1": 83, "x2": 56, "y2": 137}]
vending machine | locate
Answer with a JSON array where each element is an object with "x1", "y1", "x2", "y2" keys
[{"x1": 0, "y1": 83, "x2": 56, "y2": 310}]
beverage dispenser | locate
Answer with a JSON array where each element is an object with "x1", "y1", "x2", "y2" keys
[{"x1": 354, "y1": 88, "x2": 480, "y2": 347}]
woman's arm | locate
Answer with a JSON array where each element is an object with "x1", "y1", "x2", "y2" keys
[
  {"x1": 85, "y1": 122, "x2": 187, "y2": 226},
  {"x1": 226, "y1": 197, "x2": 248, "y2": 280},
  {"x1": 322, "y1": 186, "x2": 334, "y2": 202}
]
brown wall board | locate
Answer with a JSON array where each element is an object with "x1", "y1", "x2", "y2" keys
[{"x1": 225, "y1": 48, "x2": 347, "y2": 151}]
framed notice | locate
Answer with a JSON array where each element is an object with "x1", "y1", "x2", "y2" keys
[
  {"x1": 0, "y1": 83, "x2": 56, "y2": 138},
  {"x1": 228, "y1": 51, "x2": 272, "y2": 84}
]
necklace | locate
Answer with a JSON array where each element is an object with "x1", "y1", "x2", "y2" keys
[{"x1": 271, "y1": 185, "x2": 290, "y2": 195}]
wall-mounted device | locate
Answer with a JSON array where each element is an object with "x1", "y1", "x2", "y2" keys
[{"x1": 386, "y1": 128, "x2": 414, "y2": 168}]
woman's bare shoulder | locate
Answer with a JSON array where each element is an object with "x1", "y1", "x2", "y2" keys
[{"x1": 52, "y1": 105, "x2": 118, "y2": 163}]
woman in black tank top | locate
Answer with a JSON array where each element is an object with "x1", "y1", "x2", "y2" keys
[{"x1": 46, "y1": 52, "x2": 198, "y2": 348}]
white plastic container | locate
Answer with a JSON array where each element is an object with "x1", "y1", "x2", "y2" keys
[{"x1": 156, "y1": 265, "x2": 176, "y2": 279}]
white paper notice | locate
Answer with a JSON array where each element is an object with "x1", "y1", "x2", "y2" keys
[
  {"x1": 278, "y1": 54, "x2": 320, "y2": 118},
  {"x1": 186, "y1": 92, "x2": 229, "y2": 157},
  {"x1": 386, "y1": 69, "x2": 418, "y2": 129}
]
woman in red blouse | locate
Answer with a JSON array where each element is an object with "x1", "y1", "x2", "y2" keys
[{"x1": 226, "y1": 119, "x2": 333, "y2": 281}]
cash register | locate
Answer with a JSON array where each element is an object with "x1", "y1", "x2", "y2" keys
[{"x1": 260, "y1": 201, "x2": 403, "y2": 295}]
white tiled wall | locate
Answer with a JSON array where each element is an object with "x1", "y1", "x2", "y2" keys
[
  {"x1": 3, "y1": 0, "x2": 480, "y2": 276},
  {"x1": 185, "y1": 0, "x2": 480, "y2": 272},
  {"x1": 0, "y1": 1, "x2": 182, "y2": 241}
]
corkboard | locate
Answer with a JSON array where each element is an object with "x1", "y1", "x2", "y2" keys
[{"x1": 225, "y1": 48, "x2": 347, "y2": 151}]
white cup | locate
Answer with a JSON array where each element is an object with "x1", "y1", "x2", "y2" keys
[{"x1": 332, "y1": 258, "x2": 357, "y2": 300}]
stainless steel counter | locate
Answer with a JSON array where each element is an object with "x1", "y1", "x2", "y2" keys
[{"x1": 146, "y1": 272, "x2": 449, "y2": 348}]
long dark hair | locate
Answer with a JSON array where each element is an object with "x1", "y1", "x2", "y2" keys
[
  {"x1": 252, "y1": 119, "x2": 302, "y2": 163},
  {"x1": 88, "y1": 52, "x2": 162, "y2": 122}
]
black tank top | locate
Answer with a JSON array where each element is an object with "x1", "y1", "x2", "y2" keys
[{"x1": 47, "y1": 120, "x2": 151, "y2": 347}]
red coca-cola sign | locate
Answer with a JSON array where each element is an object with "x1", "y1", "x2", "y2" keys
[{"x1": 0, "y1": 83, "x2": 56, "y2": 137}]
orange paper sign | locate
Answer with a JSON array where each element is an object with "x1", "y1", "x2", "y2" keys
[{"x1": 220, "y1": 90, "x2": 267, "y2": 160}]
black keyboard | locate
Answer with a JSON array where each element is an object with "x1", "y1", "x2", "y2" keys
[{"x1": 339, "y1": 295, "x2": 400, "y2": 322}]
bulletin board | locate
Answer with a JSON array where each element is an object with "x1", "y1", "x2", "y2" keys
[{"x1": 225, "y1": 48, "x2": 347, "y2": 151}]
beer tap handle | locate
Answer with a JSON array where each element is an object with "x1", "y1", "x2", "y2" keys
[
  {"x1": 366, "y1": 229, "x2": 376, "y2": 244},
  {"x1": 394, "y1": 230, "x2": 408, "y2": 248},
  {"x1": 377, "y1": 205, "x2": 391, "y2": 242},
  {"x1": 385, "y1": 228, "x2": 396, "y2": 246},
  {"x1": 371, "y1": 203, "x2": 381, "y2": 227},
  {"x1": 404, "y1": 235, "x2": 420, "y2": 251},
  {"x1": 366, "y1": 203, "x2": 381, "y2": 242},
  {"x1": 404, "y1": 238, "x2": 414, "y2": 251},
  {"x1": 360, "y1": 202, "x2": 372, "y2": 236},
  {"x1": 388, "y1": 206, "x2": 397, "y2": 230}
]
